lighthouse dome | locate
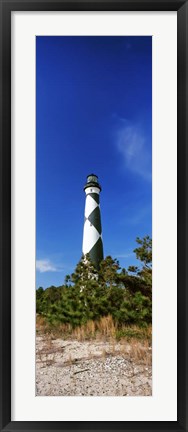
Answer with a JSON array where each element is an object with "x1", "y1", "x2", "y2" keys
[
  {"x1": 87, "y1": 174, "x2": 98, "y2": 183},
  {"x1": 84, "y1": 174, "x2": 101, "y2": 191}
]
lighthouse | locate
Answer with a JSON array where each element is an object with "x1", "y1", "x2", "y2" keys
[{"x1": 82, "y1": 174, "x2": 104, "y2": 268}]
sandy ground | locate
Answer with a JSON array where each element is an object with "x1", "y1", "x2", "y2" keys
[{"x1": 36, "y1": 335, "x2": 152, "y2": 396}]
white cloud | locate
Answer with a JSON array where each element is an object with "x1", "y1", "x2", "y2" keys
[
  {"x1": 115, "y1": 119, "x2": 151, "y2": 181},
  {"x1": 114, "y1": 252, "x2": 134, "y2": 258},
  {"x1": 36, "y1": 259, "x2": 63, "y2": 273}
]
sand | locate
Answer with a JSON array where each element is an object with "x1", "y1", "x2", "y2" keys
[{"x1": 36, "y1": 335, "x2": 152, "y2": 396}]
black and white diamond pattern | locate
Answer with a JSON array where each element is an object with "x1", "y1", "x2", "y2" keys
[{"x1": 82, "y1": 191, "x2": 104, "y2": 268}]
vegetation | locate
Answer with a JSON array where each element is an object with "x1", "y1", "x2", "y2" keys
[{"x1": 36, "y1": 236, "x2": 152, "y2": 335}]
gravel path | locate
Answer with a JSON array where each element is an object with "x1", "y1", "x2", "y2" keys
[{"x1": 36, "y1": 335, "x2": 152, "y2": 396}]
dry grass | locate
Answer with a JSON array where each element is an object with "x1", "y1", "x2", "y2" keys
[
  {"x1": 121, "y1": 339, "x2": 152, "y2": 366},
  {"x1": 36, "y1": 314, "x2": 152, "y2": 348},
  {"x1": 97, "y1": 315, "x2": 117, "y2": 338},
  {"x1": 36, "y1": 315, "x2": 152, "y2": 369},
  {"x1": 71, "y1": 315, "x2": 117, "y2": 341},
  {"x1": 36, "y1": 335, "x2": 57, "y2": 367}
]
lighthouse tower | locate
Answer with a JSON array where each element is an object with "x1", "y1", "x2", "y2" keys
[{"x1": 82, "y1": 174, "x2": 104, "y2": 268}]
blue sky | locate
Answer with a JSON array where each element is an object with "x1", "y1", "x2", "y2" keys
[{"x1": 36, "y1": 36, "x2": 152, "y2": 288}]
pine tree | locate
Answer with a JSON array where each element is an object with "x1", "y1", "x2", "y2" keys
[
  {"x1": 71, "y1": 253, "x2": 98, "y2": 286},
  {"x1": 99, "y1": 256, "x2": 120, "y2": 288}
]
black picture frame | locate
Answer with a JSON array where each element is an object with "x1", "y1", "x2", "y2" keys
[{"x1": 0, "y1": 1, "x2": 187, "y2": 431}]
